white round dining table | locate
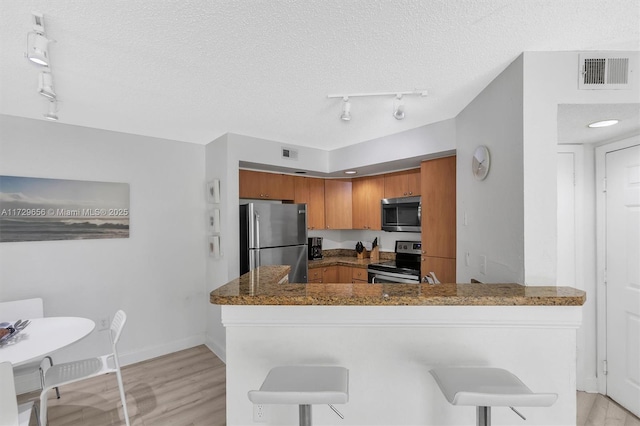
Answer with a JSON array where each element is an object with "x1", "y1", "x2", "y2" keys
[{"x1": 0, "y1": 317, "x2": 95, "y2": 366}]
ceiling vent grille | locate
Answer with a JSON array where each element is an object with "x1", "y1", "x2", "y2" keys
[
  {"x1": 281, "y1": 147, "x2": 298, "y2": 160},
  {"x1": 579, "y1": 54, "x2": 631, "y2": 90}
]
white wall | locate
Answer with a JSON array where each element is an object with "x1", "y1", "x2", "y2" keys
[
  {"x1": 0, "y1": 115, "x2": 207, "y2": 365},
  {"x1": 330, "y1": 118, "x2": 456, "y2": 171},
  {"x1": 522, "y1": 51, "x2": 640, "y2": 284},
  {"x1": 455, "y1": 55, "x2": 525, "y2": 283}
]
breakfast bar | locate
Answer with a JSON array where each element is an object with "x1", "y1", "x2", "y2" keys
[{"x1": 211, "y1": 266, "x2": 586, "y2": 425}]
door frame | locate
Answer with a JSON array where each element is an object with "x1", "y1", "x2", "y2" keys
[
  {"x1": 595, "y1": 136, "x2": 640, "y2": 394},
  {"x1": 557, "y1": 145, "x2": 591, "y2": 390}
]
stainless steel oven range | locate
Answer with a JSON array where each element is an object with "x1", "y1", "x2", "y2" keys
[{"x1": 367, "y1": 240, "x2": 421, "y2": 284}]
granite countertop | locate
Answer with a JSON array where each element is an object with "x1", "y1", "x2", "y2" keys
[{"x1": 210, "y1": 265, "x2": 586, "y2": 306}]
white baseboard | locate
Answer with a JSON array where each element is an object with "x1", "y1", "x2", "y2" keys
[
  {"x1": 205, "y1": 334, "x2": 226, "y2": 364},
  {"x1": 118, "y1": 334, "x2": 206, "y2": 366},
  {"x1": 578, "y1": 377, "x2": 599, "y2": 393}
]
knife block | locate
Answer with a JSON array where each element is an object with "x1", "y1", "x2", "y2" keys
[
  {"x1": 357, "y1": 249, "x2": 368, "y2": 259},
  {"x1": 370, "y1": 246, "x2": 379, "y2": 261}
]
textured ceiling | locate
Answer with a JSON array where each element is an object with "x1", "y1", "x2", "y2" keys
[{"x1": 1, "y1": 1, "x2": 639, "y2": 150}]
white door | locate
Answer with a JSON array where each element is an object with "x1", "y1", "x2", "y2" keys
[{"x1": 606, "y1": 144, "x2": 640, "y2": 417}]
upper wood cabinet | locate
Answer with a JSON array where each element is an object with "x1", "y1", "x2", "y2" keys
[
  {"x1": 239, "y1": 170, "x2": 295, "y2": 201},
  {"x1": 294, "y1": 177, "x2": 325, "y2": 230},
  {"x1": 352, "y1": 175, "x2": 384, "y2": 230},
  {"x1": 384, "y1": 168, "x2": 421, "y2": 198},
  {"x1": 420, "y1": 156, "x2": 456, "y2": 283},
  {"x1": 420, "y1": 156, "x2": 456, "y2": 259},
  {"x1": 324, "y1": 179, "x2": 352, "y2": 230}
]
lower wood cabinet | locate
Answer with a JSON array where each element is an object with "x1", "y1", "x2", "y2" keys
[
  {"x1": 308, "y1": 268, "x2": 323, "y2": 283},
  {"x1": 308, "y1": 265, "x2": 367, "y2": 283},
  {"x1": 352, "y1": 268, "x2": 368, "y2": 283},
  {"x1": 421, "y1": 256, "x2": 456, "y2": 284}
]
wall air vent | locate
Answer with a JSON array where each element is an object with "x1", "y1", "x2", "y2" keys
[
  {"x1": 281, "y1": 147, "x2": 298, "y2": 160},
  {"x1": 579, "y1": 54, "x2": 632, "y2": 90}
]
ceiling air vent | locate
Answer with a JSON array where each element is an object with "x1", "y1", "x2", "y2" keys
[
  {"x1": 579, "y1": 54, "x2": 632, "y2": 90},
  {"x1": 281, "y1": 147, "x2": 298, "y2": 160}
]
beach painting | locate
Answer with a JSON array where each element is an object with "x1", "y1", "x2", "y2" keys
[{"x1": 0, "y1": 176, "x2": 130, "y2": 242}]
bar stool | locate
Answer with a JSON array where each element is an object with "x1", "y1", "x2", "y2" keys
[
  {"x1": 248, "y1": 365, "x2": 349, "y2": 426},
  {"x1": 430, "y1": 367, "x2": 557, "y2": 426}
]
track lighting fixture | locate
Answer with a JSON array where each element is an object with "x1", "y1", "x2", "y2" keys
[
  {"x1": 38, "y1": 71, "x2": 56, "y2": 99},
  {"x1": 44, "y1": 100, "x2": 58, "y2": 121},
  {"x1": 393, "y1": 94, "x2": 405, "y2": 120},
  {"x1": 26, "y1": 13, "x2": 50, "y2": 66},
  {"x1": 26, "y1": 12, "x2": 60, "y2": 121},
  {"x1": 328, "y1": 90, "x2": 427, "y2": 121},
  {"x1": 26, "y1": 32, "x2": 50, "y2": 66},
  {"x1": 340, "y1": 97, "x2": 351, "y2": 121}
]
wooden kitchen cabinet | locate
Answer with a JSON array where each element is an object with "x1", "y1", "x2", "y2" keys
[
  {"x1": 308, "y1": 265, "x2": 354, "y2": 283},
  {"x1": 239, "y1": 170, "x2": 295, "y2": 200},
  {"x1": 421, "y1": 256, "x2": 456, "y2": 284},
  {"x1": 324, "y1": 179, "x2": 352, "y2": 229},
  {"x1": 420, "y1": 156, "x2": 456, "y2": 282},
  {"x1": 384, "y1": 168, "x2": 421, "y2": 198},
  {"x1": 308, "y1": 268, "x2": 323, "y2": 283},
  {"x1": 351, "y1": 267, "x2": 368, "y2": 283},
  {"x1": 322, "y1": 266, "x2": 338, "y2": 283},
  {"x1": 352, "y1": 175, "x2": 384, "y2": 230},
  {"x1": 338, "y1": 266, "x2": 352, "y2": 283},
  {"x1": 294, "y1": 176, "x2": 326, "y2": 230}
]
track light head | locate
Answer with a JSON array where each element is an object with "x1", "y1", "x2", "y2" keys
[
  {"x1": 43, "y1": 100, "x2": 58, "y2": 121},
  {"x1": 393, "y1": 94, "x2": 405, "y2": 120},
  {"x1": 38, "y1": 71, "x2": 56, "y2": 99},
  {"x1": 340, "y1": 97, "x2": 351, "y2": 121},
  {"x1": 26, "y1": 32, "x2": 50, "y2": 66}
]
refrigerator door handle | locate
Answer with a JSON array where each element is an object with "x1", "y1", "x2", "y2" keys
[
  {"x1": 249, "y1": 250, "x2": 259, "y2": 270},
  {"x1": 254, "y1": 212, "x2": 260, "y2": 249}
]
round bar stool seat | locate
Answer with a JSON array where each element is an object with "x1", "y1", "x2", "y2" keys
[
  {"x1": 430, "y1": 367, "x2": 557, "y2": 426},
  {"x1": 248, "y1": 366, "x2": 349, "y2": 426}
]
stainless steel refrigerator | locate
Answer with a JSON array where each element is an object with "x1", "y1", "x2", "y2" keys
[{"x1": 239, "y1": 202, "x2": 308, "y2": 283}]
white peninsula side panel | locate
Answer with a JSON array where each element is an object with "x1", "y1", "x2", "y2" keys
[{"x1": 223, "y1": 305, "x2": 582, "y2": 426}]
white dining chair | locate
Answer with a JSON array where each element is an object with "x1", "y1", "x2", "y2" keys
[
  {"x1": 39, "y1": 310, "x2": 130, "y2": 426},
  {"x1": 0, "y1": 361, "x2": 39, "y2": 426},
  {"x1": 0, "y1": 297, "x2": 60, "y2": 398}
]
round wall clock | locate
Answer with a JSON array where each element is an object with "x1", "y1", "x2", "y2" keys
[{"x1": 472, "y1": 145, "x2": 490, "y2": 180}]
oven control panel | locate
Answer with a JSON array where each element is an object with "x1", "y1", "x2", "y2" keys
[{"x1": 395, "y1": 240, "x2": 422, "y2": 255}]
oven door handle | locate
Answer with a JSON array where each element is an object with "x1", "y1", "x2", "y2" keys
[{"x1": 368, "y1": 270, "x2": 420, "y2": 284}]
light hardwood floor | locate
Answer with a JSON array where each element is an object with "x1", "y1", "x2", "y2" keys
[
  {"x1": 18, "y1": 345, "x2": 640, "y2": 425},
  {"x1": 18, "y1": 345, "x2": 225, "y2": 426}
]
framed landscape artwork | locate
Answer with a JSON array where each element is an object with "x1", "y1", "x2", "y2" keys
[{"x1": 0, "y1": 175, "x2": 130, "y2": 243}]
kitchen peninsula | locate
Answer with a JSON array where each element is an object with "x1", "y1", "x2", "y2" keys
[{"x1": 211, "y1": 266, "x2": 585, "y2": 425}]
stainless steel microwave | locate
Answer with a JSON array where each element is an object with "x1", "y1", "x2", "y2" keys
[{"x1": 381, "y1": 196, "x2": 421, "y2": 232}]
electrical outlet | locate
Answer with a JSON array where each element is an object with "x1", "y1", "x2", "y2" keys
[
  {"x1": 98, "y1": 316, "x2": 110, "y2": 331},
  {"x1": 253, "y1": 404, "x2": 268, "y2": 422}
]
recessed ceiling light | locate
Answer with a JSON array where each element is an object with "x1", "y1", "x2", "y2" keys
[
  {"x1": 344, "y1": 170, "x2": 357, "y2": 175},
  {"x1": 588, "y1": 119, "x2": 619, "y2": 128}
]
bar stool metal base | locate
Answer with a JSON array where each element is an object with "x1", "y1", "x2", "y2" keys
[
  {"x1": 299, "y1": 405, "x2": 312, "y2": 426},
  {"x1": 477, "y1": 406, "x2": 490, "y2": 426}
]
